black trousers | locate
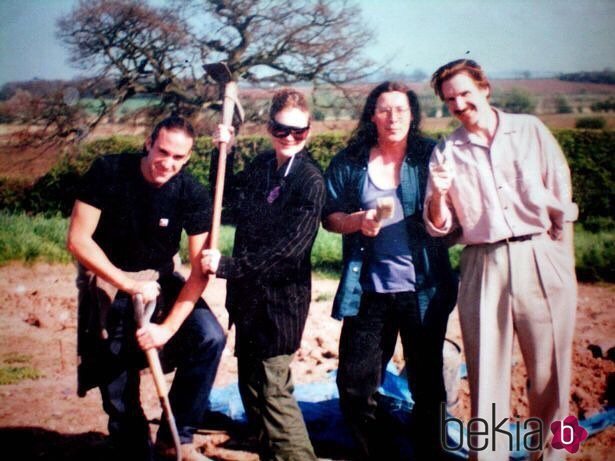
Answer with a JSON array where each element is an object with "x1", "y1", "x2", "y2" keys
[
  {"x1": 337, "y1": 291, "x2": 450, "y2": 461},
  {"x1": 93, "y1": 277, "x2": 226, "y2": 460}
]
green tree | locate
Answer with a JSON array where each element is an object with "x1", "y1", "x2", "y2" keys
[
  {"x1": 495, "y1": 88, "x2": 536, "y2": 114},
  {"x1": 555, "y1": 95, "x2": 573, "y2": 114}
]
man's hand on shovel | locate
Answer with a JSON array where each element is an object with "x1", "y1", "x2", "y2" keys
[
  {"x1": 132, "y1": 280, "x2": 171, "y2": 350},
  {"x1": 128, "y1": 279, "x2": 160, "y2": 306},
  {"x1": 137, "y1": 322, "x2": 174, "y2": 351},
  {"x1": 133, "y1": 293, "x2": 182, "y2": 461}
]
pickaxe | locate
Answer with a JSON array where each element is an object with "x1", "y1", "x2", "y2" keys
[
  {"x1": 203, "y1": 62, "x2": 244, "y2": 250},
  {"x1": 134, "y1": 294, "x2": 181, "y2": 461}
]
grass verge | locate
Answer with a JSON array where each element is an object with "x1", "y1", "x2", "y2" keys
[
  {"x1": 0, "y1": 212, "x2": 70, "y2": 265},
  {"x1": 0, "y1": 213, "x2": 612, "y2": 282},
  {"x1": 0, "y1": 354, "x2": 43, "y2": 385}
]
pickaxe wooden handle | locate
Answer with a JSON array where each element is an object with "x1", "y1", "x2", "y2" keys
[
  {"x1": 208, "y1": 80, "x2": 238, "y2": 250},
  {"x1": 204, "y1": 62, "x2": 244, "y2": 252},
  {"x1": 134, "y1": 294, "x2": 181, "y2": 461}
]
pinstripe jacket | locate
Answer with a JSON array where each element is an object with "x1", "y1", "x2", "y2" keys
[{"x1": 215, "y1": 149, "x2": 325, "y2": 359}]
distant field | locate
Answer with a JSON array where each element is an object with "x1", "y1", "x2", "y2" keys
[
  {"x1": 74, "y1": 78, "x2": 615, "y2": 121},
  {"x1": 242, "y1": 113, "x2": 615, "y2": 136},
  {"x1": 1, "y1": 77, "x2": 614, "y2": 179},
  {"x1": 1, "y1": 112, "x2": 614, "y2": 181}
]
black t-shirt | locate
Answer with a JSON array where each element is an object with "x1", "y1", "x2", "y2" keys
[{"x1": 77, "y1": 153, "x2": 211, "y2": 272}]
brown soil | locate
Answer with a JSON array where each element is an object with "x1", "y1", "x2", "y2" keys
[{"x1": 0, "y1": 263, "x2": 613, "y2": 460}]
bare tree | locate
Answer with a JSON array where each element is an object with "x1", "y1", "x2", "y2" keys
[
  {"x1": 57, "y1": 0, "x2": 202, "y2": 119},
  {"x1": 33, "y1": 0, "x2": 373, "y2": 141},
  {"x1": 188, "y1": 0, "x2": 374, "y2": 84}
]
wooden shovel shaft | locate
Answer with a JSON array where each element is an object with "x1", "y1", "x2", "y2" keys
[
  {"x1": 144, "y1": 348, "x2": 181, "y2": 461},
  {"x1": 134, "y1": 295, "x2": 181, "y2": 461}
]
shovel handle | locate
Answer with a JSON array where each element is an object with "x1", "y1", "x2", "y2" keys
[{"x1": 133, "y1": 294, "x2": 182, "y2": 461}]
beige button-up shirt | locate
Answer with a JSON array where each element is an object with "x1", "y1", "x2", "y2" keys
[{"x1": 424, "y1": 109, "x2": 578, "y2": 245}]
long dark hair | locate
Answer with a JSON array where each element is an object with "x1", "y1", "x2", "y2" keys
[{"x1": 346, "y1": 81, "x2": 421, "y2": 158}]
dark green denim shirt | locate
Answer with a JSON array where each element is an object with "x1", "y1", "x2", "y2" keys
[{"x1": 323, "y1": 136, "x2": 458, "y2": 320}]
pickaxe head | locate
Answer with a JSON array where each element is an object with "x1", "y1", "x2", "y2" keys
[
  {"x1": 204, "y1": 62, "x2": 245, "y2": 129},
  {"x1": 203, "y1": 62, "x2": 233, "y2": 85}
]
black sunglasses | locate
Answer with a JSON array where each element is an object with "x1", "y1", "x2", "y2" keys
[{"x1": 268, "y1": 119, "x2": 310, "y2": 140}]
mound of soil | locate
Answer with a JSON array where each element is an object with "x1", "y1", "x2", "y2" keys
[{"x1": 0, "y1": 263, "x2": 612, "y2": 460}]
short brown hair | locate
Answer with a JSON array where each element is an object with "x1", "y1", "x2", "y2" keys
[
  {"x1": 430, "y1": 59, "x2": 491, "y2": 100},
  {"x1": 150, "y1": 115, "x2": 195, "y2": 143},
  {"x1": 269, "y1": 88, "x2": 310, "y2": 120}
]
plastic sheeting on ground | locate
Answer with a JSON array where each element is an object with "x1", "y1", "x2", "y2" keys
[{"x1": 206, "y1": 363, "x2": 615, "y2": 460}]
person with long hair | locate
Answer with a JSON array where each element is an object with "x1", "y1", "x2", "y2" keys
[
  {"x1": 201, "y1": 88, "x2": 324, "y2": 461},
  {"x1": 322, "y1": 81, "x2": 458, "y2": 460}
]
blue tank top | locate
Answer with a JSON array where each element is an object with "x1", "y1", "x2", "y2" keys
[{"x1": 360, "y1": 171, "x2": 416, "y2": 293}]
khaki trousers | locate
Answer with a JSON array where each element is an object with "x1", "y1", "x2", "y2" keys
[
  {"x1": 237, "y1": 353, "x2": 317, "y2": 461},
  {"x1": 458, "y1": 235, "x2": 576, "y2": 461}
]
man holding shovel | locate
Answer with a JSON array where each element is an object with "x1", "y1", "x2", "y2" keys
[{"x1": 67, "y1": 115, "x2": 225, "y2": 461}]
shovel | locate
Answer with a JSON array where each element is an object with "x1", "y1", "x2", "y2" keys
[{"x1": 134, "y1": 293, "x2": 181, "y2": 461}]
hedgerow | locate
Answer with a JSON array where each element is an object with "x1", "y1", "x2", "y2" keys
[{"x1": 1, "y1": 130, "x2": 613, "y2": 230}]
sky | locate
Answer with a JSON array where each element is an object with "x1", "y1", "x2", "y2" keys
[{"x1": 0, "y1": 0, "x2": 614, "y2": 85}]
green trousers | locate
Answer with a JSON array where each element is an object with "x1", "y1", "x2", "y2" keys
[{"x1": 237, "y1": 353, "x2": 317, "y2": 461}]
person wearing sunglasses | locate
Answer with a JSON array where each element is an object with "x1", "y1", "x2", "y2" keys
[
  {"x1": 201, "y1": 88, "x2": 324, "y2": 461},
  {"x1": 322, "y1": 81, "x2": 458, "y2": 460}
]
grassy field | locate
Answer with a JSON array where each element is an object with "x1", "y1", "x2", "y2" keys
[
  {"x1": 1, "y1": 212, "x2": 612, "y2": 282},
  {"x1": 0, "y1": 212, "x2": 72, "y2": 264},
  {"x1": 0, "y1": 213, "x2": 342, "y2": 276}
]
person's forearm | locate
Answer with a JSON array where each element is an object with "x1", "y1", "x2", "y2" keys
[
  {"x1": 162, "y1": 231, "x2": 210, "y2": 335},
  {"x1": 323, "y1": 211, "x2": 366, "y2": 234},
  {"x1": 427, "y1": 193, "x2": 452, "y2": 229},
  {"x1": 67, "y1": 234, "x2": 135, "y2": 293},
  {"x1": 160, "y1": 270, "x2": 209, "y2": 335}
]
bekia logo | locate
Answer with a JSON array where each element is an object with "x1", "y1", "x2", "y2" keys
[
  {"x1": 440, "y1": 403, "x2": 544, "y2": 452},
  {"x1": 550, "y1": 415, "x2": 588, "y2": 453},
  {"x1": 441, "y1": 403, "x2": 588, "y2": 454}
]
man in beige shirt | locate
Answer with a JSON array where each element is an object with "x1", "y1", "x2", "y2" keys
[{"x1": 424, "y1": 59, "x2": 578, "y2": 461}]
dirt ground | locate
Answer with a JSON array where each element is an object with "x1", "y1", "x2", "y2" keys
[{"x1": 0, "y1": 262, "x2": 613, "y2": 460}]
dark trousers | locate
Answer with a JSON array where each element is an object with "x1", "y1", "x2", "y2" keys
[
  {"x1": 337, "y1": 291, "x2": 450, "y2": 461},
  {"x1": 99, "y1": 294, "x2": 226, "y2": 460},
  {"x1": 237, "y1": 353, "x2": 317, "y2": 461}
]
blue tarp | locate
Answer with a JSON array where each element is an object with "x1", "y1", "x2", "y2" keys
[{"x1": 206, "y1": 363, "x2": 615, "y2": 460}]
